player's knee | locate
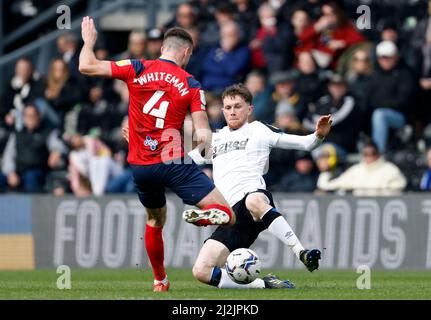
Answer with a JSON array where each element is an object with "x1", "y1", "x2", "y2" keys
[
  {"x1": 245, "y1": 194, "x2": 269, "y2": 219},
  {"x1": 192, "y1": 263, "x2": 211, "y2": 283}
]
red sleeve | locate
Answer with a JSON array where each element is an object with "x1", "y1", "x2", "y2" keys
[
  {"x1": 110, "y1": 59, "x2": 134, "y2": 82},
  {"x1": 190, "y1": 88, "x2": 206, "y2": 113}
]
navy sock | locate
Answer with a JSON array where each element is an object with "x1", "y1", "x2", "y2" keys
[
  {"x1": 208, "y1": 267, "x2": 222, "y2": 287},
  {"x1": 261, "y1": 208, "x2": 281, "y2": 229}
]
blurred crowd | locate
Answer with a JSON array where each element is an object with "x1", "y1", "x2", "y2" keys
[{"x1": 1, "y1": 0, "x2": 431, "y2": 196}]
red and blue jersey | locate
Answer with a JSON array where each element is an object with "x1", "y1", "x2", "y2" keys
[{"x1": 111, "y1": 58, "x2": 206, "y2": 165}]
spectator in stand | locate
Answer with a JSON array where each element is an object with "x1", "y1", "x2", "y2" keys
[
  {"x1": 313, "y1": 143, "x2": 343, "y2": 195},
  {"x1": 368, "y1": 41, "x2": 414, "y2": 153},
  {"x1": 164, "y1": 2, "x2": 198, "y2": 31},
  {"x1": 120, "y1": 30, "x2": 146, "y2": 60},
  {"x1": 105, "y1": 116, "x2": 135, "y2": 194},
  {"x1": 201, "y1": 21, "x2": 251, "y2": 94},
  {"x1": 303, "y1": 73, "x2": 359, "y2": 156},
  {"x1": 409, "y1": 2, "x2": 431, "y2": 139},
  {"x1": 278, "y1": 150, "x2": 318, "y2": 192},
  {"x1": 410, "y1": 0, "x2": 431, "y2": 72},
  {"x1": 56, "y1": 32, "x2": 80, "y2": 78},
  {"x1": 345, "y1": 48, "x2": 373, "y2": 108},
  {"x1": 76, "y1": 82, "x2": 125, "y2": 152},
  {"x1": 420, "y1": 148, "x2": 431, "y2": 191},
  {"x1": 145, "y1": 28, "x2": 164, "y2": 60},
  {"x1": 249, "y1": 3, "x2": 277, "y2": 70},
  {"x1": 1, "y1": 57, "x2": 43, "y2": 134},
  {"x1": 295, "y1": 51, "x2": 326, "y2": 107},
  {"x1": 290, "y1": 6, "x2": 312, "y2": 58},
  {"x1": 317, "y1": 141, "x2": 407, "y2": 196},
  {"x1": 277, "y1": 0, "x2": 323, "y2": 23},
  {"x1": 41, "y1": 58, "x2": 82, "y2": 130},
  {"x1": 200, "y1": 2, "x2": 238, "y2": 48},
  {"x1": 245, "y1": 70, "x2": 273, "y2": 123},
  {"x1": 345, "y1": 48, "x2": 373, "y2": 134},
  {"x1": 270, "y1": 69, "x2": 306, "y2": 122},
  {"x1": 249, "y1": 3, "x2": 294, "y2": 73},
  {"x1": 274, "y1": 100, "x2": 308, "y2": 136},
  {"x1": 68, "y1": 134, "x2": 125, "y2": 196},
  {"x1": 378, "y1": 19, "x2": 416, "y2": 71},
  {"x1": 257, "y1": 4, "x2": 295, "y2": 73},
  {"x1": 232, "y1": 0, "x2": 258, "y2": 43},
  {"x1": 1, "y1": 105, "x2": 67, "y2": 193},
  {"x1": 185, "y1": 27, "x2": 210, "y2": 83},
  {"x1": 297, "y1": 1, "x2": 364, "y2": 69},
  {"x1": 189, "y1": 0, "x2": 217, "y2": 30}
]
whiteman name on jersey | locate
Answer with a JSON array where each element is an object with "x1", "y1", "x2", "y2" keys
[{"x1": 133, "y1": 72, "x2": 189, "y2": 96}]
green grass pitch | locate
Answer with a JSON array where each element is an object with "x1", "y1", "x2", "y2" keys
[{"x1": 0, "y1": 269, "x2": 430, "y2": 300}]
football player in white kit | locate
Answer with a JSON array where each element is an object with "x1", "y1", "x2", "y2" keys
[{"x1": 185, "y1": 84, "x2": 332, "y2": 289}]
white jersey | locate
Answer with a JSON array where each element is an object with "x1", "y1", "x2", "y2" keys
[
  {"x1": 188, "y1": 121, "x2": 323, "y2": 207},
  {"x1": 211, "y1": 121, "x2": 277, "y2": 206}
]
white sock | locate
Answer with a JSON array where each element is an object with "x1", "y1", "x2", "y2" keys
[
  {"x1": 218, "y1": 268, "x2": 265, "y2": 289},
  {"x1": 154, "y1": 275, "x2": 168, "y2": 285},
  {"x1": 267, "y1": 215, "x2": 304, "y2": 259}
]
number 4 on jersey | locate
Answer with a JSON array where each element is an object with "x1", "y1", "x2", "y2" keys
[{"x1": 143, "y1": 90, "x2": 169, "y2": 128}]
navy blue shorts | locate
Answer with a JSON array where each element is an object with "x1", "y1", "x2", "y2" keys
[{"x1": 130, "y1": 160, "x2": 215, "y2": 209}]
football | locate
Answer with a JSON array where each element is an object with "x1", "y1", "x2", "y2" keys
[{"x1": 225, "y1": 248, "x2": 261, "y2": 284}]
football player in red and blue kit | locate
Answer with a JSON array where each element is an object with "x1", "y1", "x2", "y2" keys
[{"x1": 79, "y1": 16, "x2": 235, "y2": 292}]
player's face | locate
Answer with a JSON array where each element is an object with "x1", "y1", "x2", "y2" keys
[{"x1": 222, "y1": 95, "x2": 252, "y2": 130}]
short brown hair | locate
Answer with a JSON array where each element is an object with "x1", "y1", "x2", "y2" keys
[
  {"x1": 222, "y1": 83, "x2": 253, "y2": 105},
  {"x1": 163, "y1": 27, "x2": 193, "y2": 48}
]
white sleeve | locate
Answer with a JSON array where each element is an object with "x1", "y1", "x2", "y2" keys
[
  {"x1": 274, "y1": 132, "x2": 324, "y2": 151},
  {"x1": 188, "y1": 147, "x2": 212, "y2": 165},
  {"x1": 254, "y1": 122, "x2": 286, "y2": 147}
]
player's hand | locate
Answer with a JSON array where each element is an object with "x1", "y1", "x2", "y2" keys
[
  {"x1": 122, "y1": 124, "x2": 129, "y2": 143},
  {"x1": 315, "y1": 114, "x2": 332, "y2": 139},
  {"x1": 81, "y1": 16, "x2": 98, "y2": 47}
]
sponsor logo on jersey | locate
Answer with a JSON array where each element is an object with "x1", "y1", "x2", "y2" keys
[
  {"x1": 212, "y1": 139, "x2": 249, "y2": 158},
  {"x1": 144, "y1": 136, "x2": 158, "y2": 151},
  {"x1": 115, "y1": 59, "x2": 131, "y2": 66}
]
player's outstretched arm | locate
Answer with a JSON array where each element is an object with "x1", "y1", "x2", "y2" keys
[
  {"x1": 274, "y1": 114, "x2": 332, "y2": 151},
  {"x1": 79, "y1": 16, "x2": 111, "y2": 77}
]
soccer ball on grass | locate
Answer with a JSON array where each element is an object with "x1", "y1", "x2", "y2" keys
[{"x1": 225, "y1": 248, "x2": 261, "y2": 284}]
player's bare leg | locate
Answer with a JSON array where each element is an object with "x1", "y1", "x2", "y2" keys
[
  {"x1": 145, "y1": 206, "x2": 170, "y2": 292},
  {"x1": 193, "y1": 239, "x2": 294, "y2": 289},
  {"x1": 193, "y1": 239, "x2": 267, "y2": 288},
  {"x1": 183, "y1": 188, "x2": 236, "y2": 226},
  {"x1": 193, "y1": 239, "x2": 229, "y2": 283},
  {"x1": 245, "y1": 192, "x2": 321, "y2": 272}
]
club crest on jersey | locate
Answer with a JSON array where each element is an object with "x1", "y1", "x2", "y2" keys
[
  {"x1": 212, "y1": 139, "x2": 249, "y2": 158},
  {"x1": 144, "y1": 136, "x2": 158, "y2": 151}
]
